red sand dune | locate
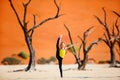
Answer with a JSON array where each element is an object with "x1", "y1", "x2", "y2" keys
[{"x1": 0, "y1": 0, "x2": 120, "y2": 64}]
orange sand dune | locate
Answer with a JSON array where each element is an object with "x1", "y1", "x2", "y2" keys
[{"x1": 0, "y1": 0, "x2": 120, "y2": 64}]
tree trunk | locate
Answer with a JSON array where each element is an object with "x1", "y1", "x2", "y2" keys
[
  {"x1": 24, "y1": 34, "x2": 36, "y2": 71},
  {"x1": 73, "y1": 54, "x2": 81, "y2": 70},
  {"x1": 77, "y1": 59, "x2": 82, "y2": 70},
  {"x1": 81, "y1": 54, "x2": 88, "y2": 70},
  {"x1": 110, "y1": 47, "x2": 116, "y2": 67}
]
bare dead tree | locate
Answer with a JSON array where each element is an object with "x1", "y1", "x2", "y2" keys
[
  {"x1": 64, "y1": 24, "x2": 100, "y2": 70},
  {"x1": 64, "y1": 24, "x2": 82, "y2": 70},
  {"x1": 95, "y1": 7, "x2": 119, "y2": 67},
  {"x1": 112, "y1": 11, "x2": 120, "y2": 63},
  {"x1": 78, "y1": 27, "x2": 101, "y2": 70},
  {"x1": 9, "y1": 0, "x2": 61, "y2": 71}
]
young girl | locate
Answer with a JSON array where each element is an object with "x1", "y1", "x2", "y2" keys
[{"x1": 56, "y1": 35, "x2": 73, "y2": 78}]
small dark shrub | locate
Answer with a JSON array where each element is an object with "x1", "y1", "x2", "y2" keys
[
  {"x1": 1, "y1": 57, "x2": 21, "y2": 65},
  {"x1": 99, "y1": 60, "x2": 110, "y2": 64},
  {"x1": 98, "y1": 60, "x2": 105, "y2": 64},
  {"x1": 105, "y1": 60, "x2": 110, "y2": 64},
  {"x1": 98, "y1": 60, "x2": 108, "y2": 64},
  {"x1": 18, "y1": 51, "x2": 29, "y2": 59},
  {"x1": 37, "y1": 57, "x2": 47, "y2": 64},
  {"x1": 48, "y1": 56, "x2": 56, "y2": 62},
  {"x1": 37, "y1": 56, "x2": 56, "y2": 64}
]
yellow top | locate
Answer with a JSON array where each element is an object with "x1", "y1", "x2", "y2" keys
[{"x1": 59, "y1": 49, "x2": 66, "y2": 58}]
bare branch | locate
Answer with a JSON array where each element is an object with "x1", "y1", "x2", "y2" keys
[
  {"x1": 102, "y1": 7, "x2": 107, "y2": 25},
  {"x1": 111, "y1": 14, "x2": 120, "y2": 46},
  {"x1": 111, "y1": 23, "x2": 115, "y2": 36},
  {"x1": 82, "y1": 26, "x2": 94, "y2": 46},
  {"x1": 23, "y1": 0, "x2": 31, "y2": 27},
  {"x1": 28, "y1": 0, "x2": 62, "y2": 33},
  {"x1": 64, "y1": 24, "x2": 73, "y2": 43},
  {"x1": 78, "y1": 43, "x2": 82, "y2": 58},
  {"x1": 95, "y1": 8, "x2": 111, "y2": 42},
  {"x1": 25, "y1": 0, "x2": 31, "y2": 6},
  {"x1": 9, "y1": 0, "x2": 23, "y2": 29},
  {"x1": 33, "y1": 15, "x2": 36, "y2": 26},
  {"x1": 102, "y1": 8, "x2": 111, "y2": 40},
  {"x1": 54, "y1": 0, "x2": 60, "y2": 18},
  {"x1": 84, "y1": 26, "x2": 94, "y2": 38},
  {"x1": 78, "y1": 35, "x2": 86, "y2": 53},
  {"x1": 103, "y1": 33, "x2": 109, "y2": 44},
  {"x1": 115, "y1": 17, "x2": 119, "y2": 35},
  {"x1": 113, "y1": 11, "x2": 120, "y2": 17},
  {"x1": 78, "y1": 27, "x2": 94, "y2": 53},
  {"x1": 30, "y1": 15, "x2": 36, "y2": 38},
  {"x1": 94, "y1": 15, "x2": 105, "y2": 26},
  {"x1": 77, "y1": 35, "x2": 84, "y2": 44},
  {"x1": 110, "y1": 18, "x2": 120, "y2": 45},
  {"x1": 64, "y1": 24, "x2": 76, "y2": 54},
  {"x1": 86, "y1": 39, "x2": 101, "y2": 53},
  {"x1": 95, "y1": 8, "x2": 107, "y2": 28},
  {"x1": 99, "y1": 37, "x2": 110, "y2": 47}
]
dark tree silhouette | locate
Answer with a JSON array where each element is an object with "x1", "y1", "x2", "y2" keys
[
  {"x1": 64, "y1": 24, "x2": 82, "y2": 70},
  {"x1": 112, "y1": 11, "x2": 120, "y2": 63},
  {"x1": 78, "y1": 27, "x2": 100, "y2": 70},
  {"x1": 9, "y1": 0, "x2": 62, "y2": 71},
  {"x1": 95, "y1": 8, "x2": 120, "y2": 67},
  {"x1": 64, "y1": 24, "x2": 100, "y2": 70}
]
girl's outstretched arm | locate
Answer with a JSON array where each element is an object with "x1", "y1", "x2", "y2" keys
[
  {"x1": 65, "y1": 42, "x2": 78, "y2": 50},
  {"x1": 56, "y1": 35, "x2": 62, "y2": 49},
  {"x1": 65, "y1": 44, "x2": 74, "y2": 50}
]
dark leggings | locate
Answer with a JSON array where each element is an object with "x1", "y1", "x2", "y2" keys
[
  {"x1": 56, "y1": 37, "x2": 63, "y2": 78},
  {"x1": 58, "y1": 57, "x2": 63, "y2": 78}
]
